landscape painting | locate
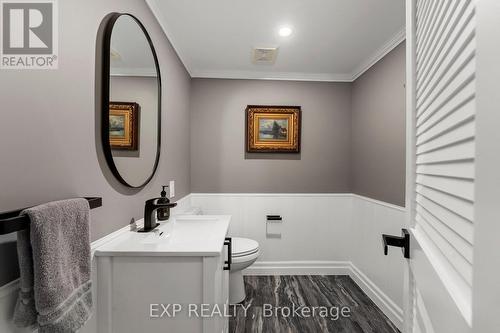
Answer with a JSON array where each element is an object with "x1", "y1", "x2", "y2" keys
[
  {"x1": 246, "y1": 105, "x2": 301, "y2": 153},
  {"x1": 109, "y1": 102, "x2": 139, "y2": 150},
  {"x1": 258, "y1": 118, "x2": 289, "y2": 141},
  {"x1": 109, "y1": 114, "x2": 125, "y2": 137}
]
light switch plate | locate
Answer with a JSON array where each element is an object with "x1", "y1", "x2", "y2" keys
[{"x1": 169, "y1": 180, "x2": 175, "y2": 198}]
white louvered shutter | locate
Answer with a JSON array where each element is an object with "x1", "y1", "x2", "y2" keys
[{"x1": 413, "y1": 0, "x2": 476, "y2": 311}]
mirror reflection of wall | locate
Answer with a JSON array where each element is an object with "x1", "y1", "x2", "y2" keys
[{"x1": 107, "y1": 14, "x2": 160, "y2": 188}]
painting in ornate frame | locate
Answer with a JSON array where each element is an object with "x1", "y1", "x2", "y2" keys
[
  {"x1": 109, "y1": 102, "x2": 139, "y2": 150},
  {"x1": 246, "y1": 105, "x2": 301, "y2": 153}
]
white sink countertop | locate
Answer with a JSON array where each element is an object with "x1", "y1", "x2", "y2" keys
[{"x1": 94, "y1": 215, "x2": 231, "y2": 257}]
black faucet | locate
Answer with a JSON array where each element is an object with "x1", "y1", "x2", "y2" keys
[{"x1": 138, "y1": 198, "x2": 177, "y2": 232}]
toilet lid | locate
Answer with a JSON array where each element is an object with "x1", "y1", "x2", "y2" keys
[{"x1": 231, "y1": 237, "x2": 259, "y2": 256}]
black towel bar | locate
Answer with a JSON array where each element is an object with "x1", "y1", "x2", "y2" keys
[{"x1": 0, "y1": 197, "x2": 102, "y2": 235}]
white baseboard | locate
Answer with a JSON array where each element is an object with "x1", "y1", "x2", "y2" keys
[
  {"x1": 244, "y1": 260, "x2": 403, "y2": 330},
  {"x1": 244, "y1": 260, "x2": 352, "y2": 276},
  {"x1": 349, "y1": 263, "x2": 403, "y2": 330}
]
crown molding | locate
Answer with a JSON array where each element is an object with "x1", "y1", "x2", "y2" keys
[
  {"x1": 350, "y1": 28, "x2": 406, "y2": 81},
  {"x1": 190, "y1": 69, "x2": 353, "y2": 82},
  {"x1": 110, "y1": 67, "x2": 157, "y2": 77},
  {"x1": 146, "y1": 0, "x2": 405, "y2": 83}
]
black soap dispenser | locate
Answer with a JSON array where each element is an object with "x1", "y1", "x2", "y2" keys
[{"x1": 157, "y1": 185, "x2": 171, "y2": 221}]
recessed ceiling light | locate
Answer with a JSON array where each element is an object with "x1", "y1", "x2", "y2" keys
[{"x1": 278, "y1": 26, "x2": 293, "y2": 37}]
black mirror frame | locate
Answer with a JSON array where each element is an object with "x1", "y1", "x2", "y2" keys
[{"x1": 100, "y1": 12, "x2": 161, "y2": 189}]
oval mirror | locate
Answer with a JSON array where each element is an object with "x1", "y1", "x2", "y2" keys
[{"x1": 101, "y1": 13, "x2": 161, "y2": 188}]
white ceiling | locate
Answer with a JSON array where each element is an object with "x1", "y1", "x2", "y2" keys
[
  {"x1": 110, "y1": 15, "x2": 157, "y2": 76},
  {"x1": 146, "y1": 0, "x2": 405, "y2": 82}
]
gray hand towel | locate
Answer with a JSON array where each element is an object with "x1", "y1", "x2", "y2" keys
[{"x1": 13, "y1": 198, "x2": 93, "y2": 332}]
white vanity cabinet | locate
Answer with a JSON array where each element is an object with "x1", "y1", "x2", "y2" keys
[{"x1": 94, "y1": 215, "x2": 231, "y2": 333}]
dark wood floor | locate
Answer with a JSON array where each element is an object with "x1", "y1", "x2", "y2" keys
[{"x1": 229, "y1": 275, "x2": 400, "y2": 333}]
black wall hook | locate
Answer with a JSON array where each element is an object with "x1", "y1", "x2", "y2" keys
[{"x1": 382, "y1": 229, "x2": 410, "y2": 259}]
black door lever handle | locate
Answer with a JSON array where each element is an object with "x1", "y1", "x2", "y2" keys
[{"x1": 382, "y1": 229, "x2": 410, "y2": 259}]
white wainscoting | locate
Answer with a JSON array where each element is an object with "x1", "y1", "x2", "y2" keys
[
  {"x1": 191, "y1": 193, "x2": 353, "y2": 262},
  {"x1": 350, "y1": 194, "x2": 405, "y2": 327},
  {"x1": 191, "y1": 193, "x2": 405, "y2": 330}
]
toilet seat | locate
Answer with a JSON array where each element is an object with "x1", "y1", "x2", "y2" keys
[
  {"x1": 231, "y1": 237, "x2": 259, "y2": 257},
  {"x1": 231, "y1": 249, "x2": 259, "y2": 264}
]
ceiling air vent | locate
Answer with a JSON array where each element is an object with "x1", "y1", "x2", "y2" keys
[{"x1": 252, "y1": 47, "x2": 278, "y2": 64}]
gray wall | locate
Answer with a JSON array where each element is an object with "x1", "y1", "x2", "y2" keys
[
  {"x1": 351, "y1": 42, "x2": 406, "y2": 206},
  {"x1": 0, "y1": 0, "x2": 191, "y2": 284},
  {"x1": 189, "y1": 46, "x2": 406, "y2": 200},
  {"x1": 190, "y1": 79, "x2": 352, "y2": 193}
]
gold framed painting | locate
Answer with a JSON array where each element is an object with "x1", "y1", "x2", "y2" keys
[
  {"x1": 109, "y1": 102, "x2": 139, "y2": 150},
  {"x1": 246, "y1": 105, "x2": 301, "y2": 153}
]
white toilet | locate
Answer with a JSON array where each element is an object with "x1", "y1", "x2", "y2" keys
[
  {"x1": 180, "y1": 207, "x2": 259, "y2": 304},
  {"x1": 178, "y1": 208, "x2": 260, "y2": 304},
  {"x1": 229, "y1": 237, "x2": 259, "y2": 304}
]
